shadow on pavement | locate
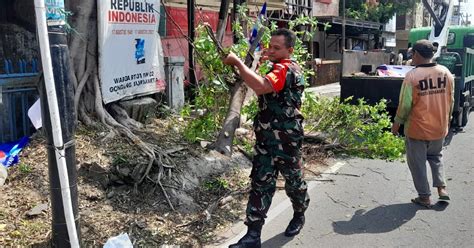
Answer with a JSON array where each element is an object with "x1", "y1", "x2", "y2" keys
[
  {"x1": 332, "y1": 202, "x2": 448, "y2": 235},
  {"x1": 260, "y1": 202, "x2": 450, "y2": 245},
  {"x1": 261, "y1": 233, "x2": 294, "y2": 248},
  {"x1": 433, "y1": 200, "x2": 450, "y2": 210}
]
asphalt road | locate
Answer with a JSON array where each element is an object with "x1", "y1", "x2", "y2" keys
[{"x1": 217, "y1": 116, "x2": 474, "y2": 248}]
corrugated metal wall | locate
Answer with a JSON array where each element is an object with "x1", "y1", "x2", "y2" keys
[{"x1": 0, "y1": 60, "x2": 39, "y2": 143}]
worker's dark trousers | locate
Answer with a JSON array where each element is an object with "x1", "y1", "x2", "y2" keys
[{"x1": 405, "y1": 137, "x2": 446, "y2": 197}]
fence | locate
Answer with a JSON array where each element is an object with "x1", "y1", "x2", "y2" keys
[{"x1": 0, "y1": 58, "x2": 40, "y2": 143}]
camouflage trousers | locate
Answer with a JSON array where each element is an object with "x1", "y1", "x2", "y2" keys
[{"x1": 245, "y1": 141, "x2": 310, "y2": 225}]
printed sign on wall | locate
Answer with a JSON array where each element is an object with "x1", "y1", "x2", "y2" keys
[
  {"x1": 98, "y1": 0, "x2": 166, "y2": 104},
  {"x1": 45, "y1": 0, "x2": 66, "y2": 26}
]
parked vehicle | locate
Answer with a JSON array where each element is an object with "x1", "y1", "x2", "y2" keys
[
  {"x1": 340, "y1": 45, "x2": 474, "y2": 129},
  {"x1": 408, "y1": 25, "x2": 474, "y2": 55},
  {"x1": 339, "y1": 0, "x2": 474, "y2": 129}
]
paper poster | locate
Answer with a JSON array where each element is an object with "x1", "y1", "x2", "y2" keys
[
  {"x1": 98, "y1": 0, "x2": 166, "y2": 104},
  {"x1": 45, "y1": 0, "x2": 66, "y2": 26}
]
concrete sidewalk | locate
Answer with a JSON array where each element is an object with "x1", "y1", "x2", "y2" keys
[
  {"x1": 212, "y1": 116, "x2": 474, "y2": 248},
  {"x1": 305, "y1": 82, "x2": 340, "y2": 97}
]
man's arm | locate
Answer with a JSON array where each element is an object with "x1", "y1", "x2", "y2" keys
[
  {"x1": 394, "y1": 78, "x2": 413, "y2": 124},
  {"x1": 392, "y1": 77, "x2": 413, "y2": 135},
  {"x1": 223, "y1": 53, "x2": 274, "y2": 95}
]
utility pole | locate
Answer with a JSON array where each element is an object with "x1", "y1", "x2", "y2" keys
[
  {"x1": 458, "y1": 0, "x2": 462, "y2": 25},
  {"x1": 34, "y1": 0, "x2": 80, "y2": 247},
  {"x1": 187, "y1": 0, "x2": 197, "y2": 87},
  {"x1": 465, "y1": 13, "x2": 472, "y2": 25},
  {"x1": 340, "y1": 0, "x2": 346, "y2": 80},
  {"x1": 342, "y1": 0, "x2": 346, "y2": 53},
  {"x1": 216, "y1": 0, "x2": 231, "y2": 43}
]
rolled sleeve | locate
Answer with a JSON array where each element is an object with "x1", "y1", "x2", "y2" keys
[{"x1": 394, "y1": 77, "x2": 413, "y2": 124}]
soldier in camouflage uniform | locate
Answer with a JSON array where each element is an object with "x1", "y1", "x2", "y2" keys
[{"x1": 223, "y1": 28, "x2": 310, "y2": 248}]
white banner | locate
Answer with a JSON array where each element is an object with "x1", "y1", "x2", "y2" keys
[{"x1": 98, "y1": 0, "x2": 166, "y2": 104}]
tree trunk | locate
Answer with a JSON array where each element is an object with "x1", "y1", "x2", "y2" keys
[
  {"x1": 65, "y1": 1, "x2": 175, "y2": 199},
  {"x1": 209, "y1": 27, "x2": 265, "y2": 156},
  {"x1": 67, "y1": 0, "x2": 98, "y2": 124},
  {"x1": 210, "y1": 81, "x2": 247, "y2": 155}
]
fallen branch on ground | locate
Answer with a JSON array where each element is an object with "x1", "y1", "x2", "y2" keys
[
  {"x1": 177, "y1": 188, "x2": 250, "y2": 228},
  {"x1": 320, "y1": 172, "x2": 361, "y2": 177}
]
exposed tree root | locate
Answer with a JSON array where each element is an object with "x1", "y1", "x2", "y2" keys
[
  {"x1": 64, "y1": 0, "x2": 253, "y2": 213},
  {"x1": 74, "y1": 51, "x2": 94, "y2": 117},
  {"x1": 108, "y1": 104, "x2": 144, "y2": 131}
]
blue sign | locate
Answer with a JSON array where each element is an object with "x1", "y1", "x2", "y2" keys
[{"x1": 135, "y1": 39, "x2": 146, "y2": 64}]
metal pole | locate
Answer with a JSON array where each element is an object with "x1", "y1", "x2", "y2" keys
[
  {"x1": 422, "y1": 0, "x2": 443, "y2": 28},
  {"x1": 340, "y1": 0, "x2": 346, "y2": 81},
  {"x1": 187, "y1": 0, "x2": 197, "y2": 86},
  {"x1": 216, "y1": 0, "x2": 231, "y2": 43},
  {"x1": 34, "y1": 0, "x2": 80, "y2": 247},
  {"x1": 342, "y1": 0, "x2": 346, "y2": 52},
  {"x1": 458, "y1": 0, "x2": 461, "y2": 25}
]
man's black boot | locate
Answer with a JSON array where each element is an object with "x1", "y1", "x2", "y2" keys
[
  {"x1": 284, "y1": 212, "x2": 305, "y2": 237},
  {"x1": 228, "y1": 223, "x2": 262, "y2": 248}
]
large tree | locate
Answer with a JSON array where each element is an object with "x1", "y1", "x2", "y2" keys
[
  {"x1": 65, "y1": 1, "x2": 172, "y2": 187},
  {"x1": 341, "y1": 0, "x2": 418, "y2": 24},
  {"x1": 65, "y1": 0, "x2": 313, "y2": 163}
]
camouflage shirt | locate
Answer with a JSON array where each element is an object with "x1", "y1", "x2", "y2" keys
[{"x1": 254, "y1": 59, "x2": 305, "y2": 146}]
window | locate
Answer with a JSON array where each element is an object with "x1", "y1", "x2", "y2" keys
[
  {"x1": 447, "y1": 32, "x2": 455, "y2": 45},
  {"x1": 464, "y1": 33, "x2": 474, "y2": 48},
  {"x1": 425, "y1": 32, "x2": 455, "y2": 45},
  {"x1": 396, "y1": 14, "x2": 406, "y2": 30}
]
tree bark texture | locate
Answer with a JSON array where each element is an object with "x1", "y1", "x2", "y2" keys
[
  {"x1": 67, "y1": 0, "x2": 99, "y2": 124},
  {"x1": 209, "y1": 27, "x2": 265, "y2": 156},
  {"x1": 64, "y1": 1, "x2": 176, "y2": 200}
]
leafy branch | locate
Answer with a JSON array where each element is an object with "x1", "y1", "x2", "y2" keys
[{"x1": 302, "y1": 93, "x2": 405, "y2": 160}]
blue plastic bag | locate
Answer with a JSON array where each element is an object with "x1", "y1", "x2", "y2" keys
[{"x1": 0, "y1": 136, "x2": 29, "y2": 168}]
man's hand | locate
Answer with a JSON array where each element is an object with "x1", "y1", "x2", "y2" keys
[
  {"x1": 223, "y1": 52, "x2": 241, "y2": 67},
  {"x1": 391, "y1": 122, "x2": 400, "y2": 135}
]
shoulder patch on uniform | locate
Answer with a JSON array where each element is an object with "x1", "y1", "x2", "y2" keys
[{"x1": 268, "y1": 73, "x2": 278, "y2": 83}]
